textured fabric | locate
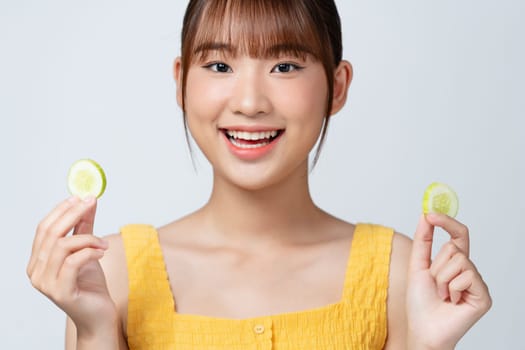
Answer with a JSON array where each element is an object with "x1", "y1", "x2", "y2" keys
[{"x1": 121, "y1": 223, "x2": 394, "y2": 349}]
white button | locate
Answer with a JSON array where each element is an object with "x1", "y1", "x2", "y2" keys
[{"x1": 254, "y1": 324, "x2": 265, "y2": 334}]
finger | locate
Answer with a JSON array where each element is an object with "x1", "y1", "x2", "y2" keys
[
  {"x1": 28, "y1": 197, "x2": 80, "y2": 275},
  {"x1": 409, "y1": 214, "x2": 435, "y2": 272},
  {"x1": 449, "y1": 270, "x2": 474, "y2": 304},
  {"x1": 43, "y1": 235, "x2": 108, "y2": 282},
  {"x1": 29, "y1": 235, "x2": 107, "y2": 296},
  {"x1": 73, "y1": 196, "x2": 97, "y2": 235},
  {"x1": 425, "y1": 213, "x2": 470, "y2": 256},
  {"x1": 449, "y1": 269, "x2": 492, "y2": 312},
  {"x1": 429, "y1": 241, "x2": 460, "y2": 278},
  {"x1": 435, "y1": 252, "x2": 474, "y2": 301},
  {"x1": 58, "y1": 248, "x2": 106, "y2": 295},
  {"x1": 36, "y1": 199, "x2": 99, "y2": 266}
]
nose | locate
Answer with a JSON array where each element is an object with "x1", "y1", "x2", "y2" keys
[{"x1": 228, "y1": 66, "x2": 272, "y2": 118}]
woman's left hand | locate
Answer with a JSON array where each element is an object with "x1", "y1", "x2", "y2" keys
[{"x1": 406, "y1": 213, "x2": 492, "y2": 350}]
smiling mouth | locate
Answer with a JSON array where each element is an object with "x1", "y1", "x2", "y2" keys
[{"x1": 221, "y1": 129, "x2": 284, "y2": 149}]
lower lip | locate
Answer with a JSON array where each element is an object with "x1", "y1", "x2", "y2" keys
[{"x1": 222, "y1": 132, "x2": 283, "y2": 161}]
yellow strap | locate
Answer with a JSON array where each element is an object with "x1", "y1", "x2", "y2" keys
[
  {"x1": 342, "y1": 224, "x2": 393, "y2": 348},
  {"x1": 343, "y1": 224, "x2": 393, "y2": 299},
  {"x1": 120, "y1": 224, "x2": 175, "y2": 347}
]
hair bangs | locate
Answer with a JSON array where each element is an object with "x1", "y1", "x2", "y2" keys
[{"x1": 188, "y1": 0, "x2": 326, "y2": 63}]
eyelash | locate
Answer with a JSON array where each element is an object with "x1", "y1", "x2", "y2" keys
[
  {"x1": 203, "y1": 62, "x2": 232, "y2": 73},
  {"x1": 271, "y1": 63, "x2": 303, "y2": 73},
  {"x1": 202, "y1": 62, "x2": 304, "y2": 73}
]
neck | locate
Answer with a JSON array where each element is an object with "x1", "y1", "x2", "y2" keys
[{"x1": 201, "y1": 161, "x2": 322, "y2": 247}]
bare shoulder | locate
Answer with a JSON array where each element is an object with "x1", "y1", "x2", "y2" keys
[
  {"x1": 387, "y1": 231, "x2": 412, "y2": 313},
  {"x1": 390, "y1": 231, "x2": 412, "y2": 273},
  {"x1": 100, "y1": 232, "x2": 128, "y2": 304},
  {"x1": 384, "y1": 231, "x2": 413, "y2": 349},
  {"x1": 99, "y1": 233, "x2": 129, "y2": 332}
]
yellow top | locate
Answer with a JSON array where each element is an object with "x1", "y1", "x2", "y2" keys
[{"x1": 121, "y1": 223, "x2": 393, "y2": 350}]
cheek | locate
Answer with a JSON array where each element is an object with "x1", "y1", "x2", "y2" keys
[
  {"x1": 183, "y1": 75, "x2": 221, "y2": 153},
  {"x1": 184, "y1": 72, "x2": 229, "y2": 123},
  {"x1": 275, "y1": 68, "x2": 327, "y2": 119},
  {"x1": 272, "y1": 76, "x2": 328, "y2": 137}
]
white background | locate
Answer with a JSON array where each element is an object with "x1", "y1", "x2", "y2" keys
[{"x1": 1, "y1": 0, "x2": 523, "y2": 348}]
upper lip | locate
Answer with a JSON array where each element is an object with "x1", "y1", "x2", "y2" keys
[{"x1": 219, "y1": 125, "x2": 284, "y2": 132}]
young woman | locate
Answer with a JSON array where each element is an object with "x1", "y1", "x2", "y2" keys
[{"x1": 27, "y1": 0, "x2": 491, "y2": 349}]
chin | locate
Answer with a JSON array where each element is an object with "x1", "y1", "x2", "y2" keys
[
  {"x1": 216, "y1": 160, "x2": 307, "y2": 193},
  {"x1": 223, "y1": 172, "x2": 282, "y2": 192}
]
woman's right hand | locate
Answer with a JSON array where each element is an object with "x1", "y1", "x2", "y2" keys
[{"x1": 27, "y1": 196, "x2": 117, "y2": 339}]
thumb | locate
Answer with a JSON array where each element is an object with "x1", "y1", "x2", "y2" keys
[
  {"x1": 73, "y1": 196, "x2": 97, "y2": 235},
  {"x1": 409, "y1": 214, "x2": 435, "y2": 273}
]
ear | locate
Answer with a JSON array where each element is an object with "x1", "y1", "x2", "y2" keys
[
  {"x1": 173, "y1": 57, "x2": 183, "y2": 108},
  {"x1": 330, "y1": 60, "x2": 353, "y2": 116}
]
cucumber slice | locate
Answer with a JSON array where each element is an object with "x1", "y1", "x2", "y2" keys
[
  {"x1": 422, "y1": 182, "x2": 459, "y2": 218},
  {"x1": 67, "y1": 159, "x2": 106, "y2": 199}
]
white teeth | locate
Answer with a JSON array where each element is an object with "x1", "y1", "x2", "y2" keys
[
  {"x1": 226, "y1": 130, "x2": 279, "y2": 140},
  {"x1": 230, "y1": 138, "x2": 271, "y2": 148}
]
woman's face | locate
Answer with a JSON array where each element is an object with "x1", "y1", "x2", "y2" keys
[{"x1": 175, "y1": 44, "x2": 329, "y2": 190}]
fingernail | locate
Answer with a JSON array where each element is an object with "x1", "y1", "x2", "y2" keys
[
  {"x1": 426, "y1": 213, "x2": 441, "y2": 222},
  {"x1": 100, "y1": 239, "x2": 109, "y2": 249},
  {"x1": 83, "y1": 195, "x2": 96, "y2": 204},
  {"x1": 68, "y1": 196, "x2": 79, "y2": 203}
]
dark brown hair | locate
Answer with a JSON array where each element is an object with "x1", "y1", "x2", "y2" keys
[{"x1": 180, "y1": 0, "x2": 343, "y2": 166}]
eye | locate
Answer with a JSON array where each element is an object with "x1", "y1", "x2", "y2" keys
[
  {"x1": 204, "y1": 62, "x2": 232, "y2": 73},
  {"x1": 271, "y1": 63, "x2": 302, "y2": 73}
]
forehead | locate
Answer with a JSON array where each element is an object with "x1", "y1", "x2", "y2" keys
[{"x1": 188, "y1": 0, "x2": 323, "y2": 60}]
